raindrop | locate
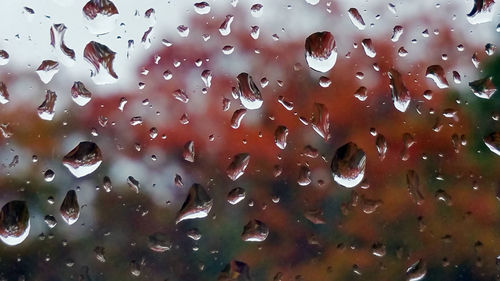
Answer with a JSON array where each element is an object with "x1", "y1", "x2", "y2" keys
[
  {"x1": 354, "y1": 86, "x2": 367, "y2": 101},
  {"x1": 347, "y1": 8, "x2": 366, "y2": 30},
  {"x1": 60, "y1": 190, "x2": 80, "y2": 225},
  {"x1": 375, "y1": 134, "x2": 387, "y2": 160},
  {"x1": 183, "y1": 140, "x2": 195, "y2": 162},
  {"x1": 407, "y1": 170, "x2": 424, "y2": 205},
  {"x1": 484, "y1": 132, "x2": 500, "y2": 156},
  {"x1": 44, "y1": 215, "x2": 57, "y2": 228},
  {"x1": 218, "y1": 260, "x2": 251, "y2": 281},
  {"x1": 469, "y1": 76, "x2": 496, "y2": 99},
  {"x1": 425, "y1": 65, "x2": 449, "y2": 89},
  {"x1": 319, "y1": 76, "x2": 332, "y2": 87},
  {"x1": 361, "y1": 39, "x2": 376, "y2": 58},
  {"x1": 127, "y1": 176, "x2": 140, "y2": 194},
  {"x1": 485, "y1": 43, "x2": 496, "y2": 55},
  {"x1": 148, "y1": 232, "x2": 171, "y2": 252},
  {"x1": 391, "y1": 25, "x2": 404, "y2": 42},
  {"x1": 226, "y1": 153, "x2": 250, "y2": 181},
  {"x1": 297, "y1": 165, "x2": 312, "y2": 186},
  {"x1": 227, "y1": 187, "x2": 246, "y2": 205},
  {"x1": 62, "y1": 141, "x2": 103, "y2": 178},
  {"x1": 388, "y1": 68, "x2": 411, "y2": 112},
  {"x1": 36, "y1": 60, "x2": 59, "y2": 84},
  {"x1": 466, "y1": 0, "x2": 496, "y2": 24},
  {"x1": 231, "y1": 109, "x2": 247, "y2": 129},
  {"x1": 172, "y1": 89, "x2": 189, "y2": 103},
  {"x1": 452, "y1": 71, "x2": 461, "y2": 84},
  {"x1": 250, "y1": 26, "x2": 260, "y2": 39},
  {"x1": 0, "y1": 50, "x2": 9, "y2": 65},
  {"x1": 0, "y1": 201, "x2": 30, "y2": 246},
  {"x1": 237, "y1": 73, "x2": 263, "y2": 110},
  {"x1": 222, "y1": 45, "x2": 235, "y2": 55},
  {"x1": 305, "y1": 31, "x2": 337, "y2": 72},
  {"x1": 44, "y1": 169, "x2": 55, "y2": 182},
  {"x1": 241, "y1": 219, "x2": 268, "y2": 242},
  {"x1": 71, "y1": 81, "x2": 92, "y2": 106},
  {"x1": 37, "y1": 90, "x2": 57, "y2": 121},
  {"x1": 331, "y1": 142, "x2": 366, "y2": 188},
  {"x1": 83, "y1": 41, "x2": 118, "y2": 85},
  {"x1": 194, "y1": 2, "x2": 210, "y2": 14},
  {"x1": 82, "y1": 0, "x2": 119, "y2": 34},
  {"x1": 0, "y1": 82, "x2": 10, "y2": 104},
  {"x1": 201, "y1": 69, "x2": 212, "y2": 88},
  {"x1": 50, "y1": 24, "x2": 75, "y2": 63},
  {"x1": 398, "y1": 47, "x2": 408, "y2": 57},
  {"x1": 311, "y1": 103, "x2": 331, "y2": 141},
  {"x1": 176, "y1": 183, "x2": 213, "y2": 224},
  {"x1": 250, "y1": 4, "x2": 263, "y2": 17},
  {"x1": 102, "y1": 176, "x2": 112, "y2": 192},
  {"x1": 219, "y1": 15, "x2": 234, "y2": 36},
  {"x1": 274, "y1": 125, "x2": 288, "y2": 149},
  {"x1": 406, "y1": 259, "x2": 427, "y2": 281}
]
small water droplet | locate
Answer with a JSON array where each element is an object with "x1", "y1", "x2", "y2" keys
[
  {"x1": 0, "y1": 201, "x2": 30, "y2": 246},
  {"x1": 60, "y1": 190, "x2": 80, "y2": 225},
  {"x1": 62, "y1": 141, "x2": 103, "y2": 178},
  {"x1": 305, "y1": 31, "x2": 337, "y2": 72},
  {"x1": 241, "y1": 219, "x2": 269, "y2": 242}
]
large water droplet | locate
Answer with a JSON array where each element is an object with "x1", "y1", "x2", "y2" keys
[
  {"x1": 311, "y1": 103, "x2": 331, "y2": 141},
  {"x1": 425, "y1": 65, "x2": 449, "y2": 89},
  {"x1": 237, "y1": 73, "x2": 263, "y2": 110},
  {"x1": 347, "y1": 8, "x2": 366, "y2": 30},
  {"x1": 406, "y1": 259, "x2": 427, "y2": 281},
  {"x1": 227, "y1": 187, "x2": 246, "y2": 205},
  {"x1": 241, "y1": 219, "x2": 269, "y2": 242},
  {"x1": 148, "y1": 232, "x2": 172, "y2": 252},
  {"x1": 467, "y1": 0, "x2": 496, "y2": 24},
  {"x1": 83, "y1": 41, "x2": 118, "y2": 85},
  {"x1": 36, "y1": 60, "x2": 59, "y2": 84},
  {"x1": 82, "y1": 0, "x2": 119, "y2": 34},
  {"x1": 176, "y1": 183, "x2": 213, "y2": 224},
  {"x1": 0, "y1": 201, "x2": 30, "y2": 246},
  {"x1": 37, "y1": 90, "x2": 57, "y2": 121},
  {"x1": 331, "y1": 142, "x2": 366, "y2": 188},
  {"x1": 484, "y1": 132, "x2": 500, "y2": 156},
  {"x1": 50, "y1": 24, "x2": 75, "y2": 64},
  {"x1": 231, "y1": 109, "x2": 247, "y2": 129},
  {"x1": 305, "y1": 31, "x2": 337, "y2": 72},
  {"x1": 226, "y1": 153, "x2": 250, "y2": 181},
  {"x1": 60, "y1": 190, "x2": 80, "y2": 225},
  {"x1": 62, "y1": 141, "x2": 103, "y2": 178},
  {"x1": 71, "y1": 81, "x2": 92, "y2": 106},
  {"x1": 274, "y1": 125, "x2": 288, "y2": 149},
  {"x1": 388, "y1": 68, "x2": 411, "y2": 112},
  {"x1": 361, "y1": 39, "x2": 376, "y2": 58},
  {"x1": 219, "y1": 15, "x2": 234, "y2": 36},
  {"x1": 469, "y1": 76, "x2": 496, "y2": 99}
]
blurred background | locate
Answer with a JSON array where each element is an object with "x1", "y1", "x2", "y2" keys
[{"x1": 0, "y1": 0, "x2": 499, "y2": 280}]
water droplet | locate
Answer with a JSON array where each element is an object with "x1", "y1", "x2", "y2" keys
[
  {"x1": 354, "y1": 86, "x2": 367, "y2": 101},
  {"x1": 218, "y1": 260, "x2": 251, "y2": 281},
  {"x1": 83, "y1": 41, "x2": 118, "y2": 85},
  {"x1": 388, "y1": 68, "x2": 411, "y2": 112},
  {"x1": 222, "y1": 45, "x2": 235, "y2": 55},
  {"x1": 250, "y1": 4, "x2": 263, "y2": 17},
  {"x1": 62, "y1": 141, "x2": 103, "y2": 178},
  {"x1": 36, "y1": 60, "x2": 59, "y2": 84},
  {"x1": 102, "y1": 176, "x2": 112, "y2": 192},
  {"x1": 360, "y1": 38, "x2": 376, "y2": 58},
  {"x1": 44, "y1": 169, "x2": 55, "y2": 182},
  {"x1": 407, "y1": 170, "x2": 424, "y2": 205},
  {"x1": 375, "y1": 134, "x2": 387, "y2": 160},
  {"x1": 241, "y1": 219, "x2": 268, "y2": 242},
  {"x1": 0, "y1": 201, "x2": 30, "y2": 246},
  {"x1": 331, "y1": 142, "x2": 366, "y2": 188},
  {"x1": 201, "y1": 69, "x2": 212, "y2": 88},
  {"x1": 467, "y1": 0, "x2": 496, "y2": 24},
  {"x1": 484, "y1": 132, "x2": 500, "y2": 156},
  {"x1": 274, "y1": 125, "x2": 288, "y2": 149},
  {"x1": 485, "y1": 43, "x2": 496, "y2": 55},
  {"x1": 250, "y1": 26, "x2": 260, "y2": 39},
  {"x1": 319, "y1": 76, "x2": 332, "y2": 88},
  {"x1": 311, "y1": 103, "x2": 331, "y2": 141},
  {"x1": 127, "y1": 176, "x2": 140, "y2": 193},
  {"x1": 227, "y1": 187, "x2": 246, "y2": 205},
  {"x1": 226, "y1": 153, "x2": 250, "y2": 181},
  {"x1": 305, "y1": 31, "x2": 337, "y2": 72},
  {"x1": 425, "y1": 65, "x2": 449, "y2": 89},
  {"x1": 452, "y1": 71, "x2": 461, "y2": 84},
  {"x1": 148, "y1": 232, "x2": 171, "y2": 252},
  {"x1": 194, "y1": 2, "x2": 210, "y2": 14},
  {"x1": 82, "y1": 0, "x2": 119, "y2": 34},
  {"x1": 0, "y1": 82, "x2": 10, "y2": 104},
  {"x1": 44, "y1": 215, "x2": 57, "y2": 228},
  {"x1": 398, "y1": 47, "x2": 408, "y2": 57},
  {"x1": 71, "y1": 81, "x2": 92, "y2": 106},
  {"x1": 297, "y1": 164, "x2": 312, "y2": 186},
  {"x1": 372, "y1": 242, "x2": 386, "y2": 257},
  {"x1": 50, "y1": 24, "x2": 75, "y2": 63},
  {"x1": 219, "y1": 15, "x2": 234, "y2": 36},
  {"x1": 183, "y1": 140, "x2": 195, "y2": 162},
  {"x1": 469, "y1": 76, "x2": 496, "y2": 99},
  {"x1": 60, "y1": 190, "x2": 80, "y2": 225},
  {"x1": 231, "y1": 109, "x2": 247, "y2": 129},
  {"x1": 176, "y1": 183, "x2": 213, "y2": 223},
  {"x1": 0, "y1": 50, "x2": 9, "y2": 65},
  {"x1": 348, "y1": 8, "x2": 366, "y2": 30},
  {"x1": 406, "y1": 259, "x2": 426, "y2": 281},
  {"x1": 172, "y1": 89, "x2": 189, "y2": 103},
  {"x1": 237, "y1": 73, "x2": 263, "y2": 110},
  {"x1": 391, "y1": 25, "x2": 404, "y2": 42},
  {"x1": 37, "y1": 90, "x2": 57, "y2": 121}
]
